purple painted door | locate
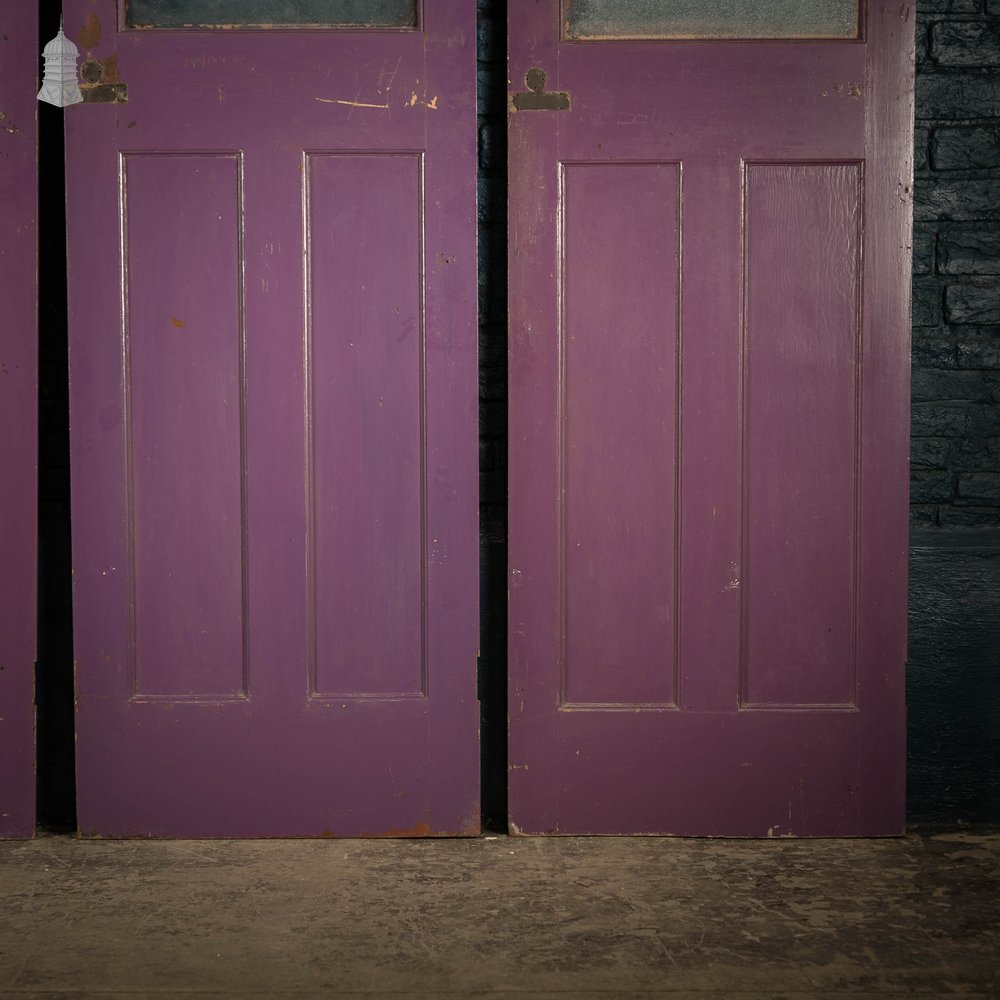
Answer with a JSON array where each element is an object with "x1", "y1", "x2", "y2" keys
[
  {"x1": 65, "y1": 0, "x2": 478, "y2": 837},
  {"x1": 509, "y1": 3, "x2": 914, "y2": 835},
  {"x1": 0, "y1": 2, "x2": 38, "y2": 839}
]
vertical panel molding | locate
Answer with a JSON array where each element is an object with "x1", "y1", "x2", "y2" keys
[
  {"x1": 121, "y1": 151, "x2": 248, "y2": 701},
  {"x1": 304, "y1": 151, "x2": 427, "y2": 700},
  {"x1": 558, "y1": 161, "x2": 682, "y2": 711},
  {"x1": 740, "y1": 160, "x2": 863, "y2": 710}
]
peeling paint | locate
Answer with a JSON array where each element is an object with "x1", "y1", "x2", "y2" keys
[
  {"x1": 407, "y1": 92, "x2": 439, "y2": 110},
  {"x1": 826, "y1": 82, "x2": 864, "y2": 98},
  {"x1": 80, "y1": 54, "x2": 128, "y2": 105},
  {"x1": 316, "y1": 97, "x2": 389, "y2": 110}
]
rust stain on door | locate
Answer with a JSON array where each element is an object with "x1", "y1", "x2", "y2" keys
[
  {"x1": 77, "y1": 12, "x2": 101, "y2": 52},
  {"x1": 360, "y1": 820, "x2": 433, "y2": 838}
]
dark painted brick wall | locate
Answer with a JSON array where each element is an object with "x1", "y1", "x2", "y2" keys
[
  {"x1": 912, "y1": 0, "x2": 1000, "y2": 529},
  {"x1": 908, "y1": 535, "x2": 1000, "y2": 824},
  {"x1": 909, "y1": 0, "x2": 1000, "y2": 825}
]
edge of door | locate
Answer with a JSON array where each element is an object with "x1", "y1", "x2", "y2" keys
[{"x1": 0, "y1": 1, "x2": 40, "y2": 839}]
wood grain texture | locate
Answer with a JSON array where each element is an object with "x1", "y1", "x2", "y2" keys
[{"x1": 741, "y1": 162, "x2": 862, "y2": 709}]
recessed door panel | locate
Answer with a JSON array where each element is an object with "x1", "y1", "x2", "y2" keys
[
  {"x1": 561, "y1": 162, "x2": 680, "y2": 709},
  {"x1": 306, "y1": 153, "x2": 425, "y2": 700},
  {"x1": 742, "y1": 162, "x2": 862, "y2": 710},
  {"x1": 123, "y1": 153, "x2": 247, "y2": 701}
]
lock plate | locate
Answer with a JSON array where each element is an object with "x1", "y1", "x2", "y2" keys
[{"x1": 510, "y1": 68, "x2": 570, "y2": 111}]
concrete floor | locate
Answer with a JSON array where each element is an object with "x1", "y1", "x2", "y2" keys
[{"x1": 0, "y1": 831, "x2": 998, "y2": 999}]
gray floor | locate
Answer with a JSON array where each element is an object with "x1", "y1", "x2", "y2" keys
[{"x1": 1, "y1": 831, "x2": 998, "y2": 999}]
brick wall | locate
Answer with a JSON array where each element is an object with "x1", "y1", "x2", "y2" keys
[{"x1": 912, "y1": 0, "x2": 1000, "y2": 528}]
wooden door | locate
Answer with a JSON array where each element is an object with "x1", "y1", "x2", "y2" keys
[
  {"x1": 0, "y1": 1, "x2": 38, "y2": 839},
  {"x1": 508, "y1": 1, "x2": 914, "y2": 835},
  {"x1": 65, "y1": 0, "x2": 479, "y2": 837}
]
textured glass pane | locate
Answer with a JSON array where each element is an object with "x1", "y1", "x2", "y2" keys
[
  {"x1": 565, "y1": 0, "x2": 859, "y2": 40},
  {"x1": 126, "y1": 0, "x2": 417, "y2": 29}
]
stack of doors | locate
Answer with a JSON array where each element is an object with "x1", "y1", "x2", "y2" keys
[{"x1": 1, "y1": 0, "x2": 913, "y2": 838}]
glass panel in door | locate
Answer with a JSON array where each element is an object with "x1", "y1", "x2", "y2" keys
[{"x1": 125, "y1": 0, "x2": 418, "y2": 29}]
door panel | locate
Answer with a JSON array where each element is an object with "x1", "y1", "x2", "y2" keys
[
  {"x1": 0, "y1": 2, "x2": 38, "y2": 839},
  {"x1": 743, "y1": 162, "x2": 862, "y2": 709},
  {"x1": 307, "y1": 153, "x2": 425, "y2": 700},
  {"x1": 124, "y1": 152, "x2": 247, "y2": 700},
  {"x1": 509, "y1": 3, "x2": 913, "y2": 835},
  {"x1": 66, "y1": 0, "x2": 478, "y2": 837},
  {"x1": 561, "y1": 162, "x2": 680, "y2": 709}
]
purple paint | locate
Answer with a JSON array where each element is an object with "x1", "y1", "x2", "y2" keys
[
  {"x1": 562, "y1": 162, "x2": 680, "y2": 708},
  {"x1": 66, "y1": 0, "x2": 478, "y2": 837},
  {"x1": 508, "y1": 3, "x2": 913, "y2": 835},
  {"x1": 743, "y1": 162, "x2": 862, "y2": 708},
  {"x1": 125, "y1": 152, "x2": 246, "y2": 699},
  {"x1": 308, "y1": 153, "x2": 425, "y2": 699},
  {"x1": 0, "y1": 2, "x2": 39, "y2": 839}
]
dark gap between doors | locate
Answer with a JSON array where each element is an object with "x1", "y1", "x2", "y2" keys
[
  {"x1": 477, "y1": 0, "x2": 509, "y2": 834},
  {"x1": 37, "y1": 0, "x2": 77, "y2": 833}
]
